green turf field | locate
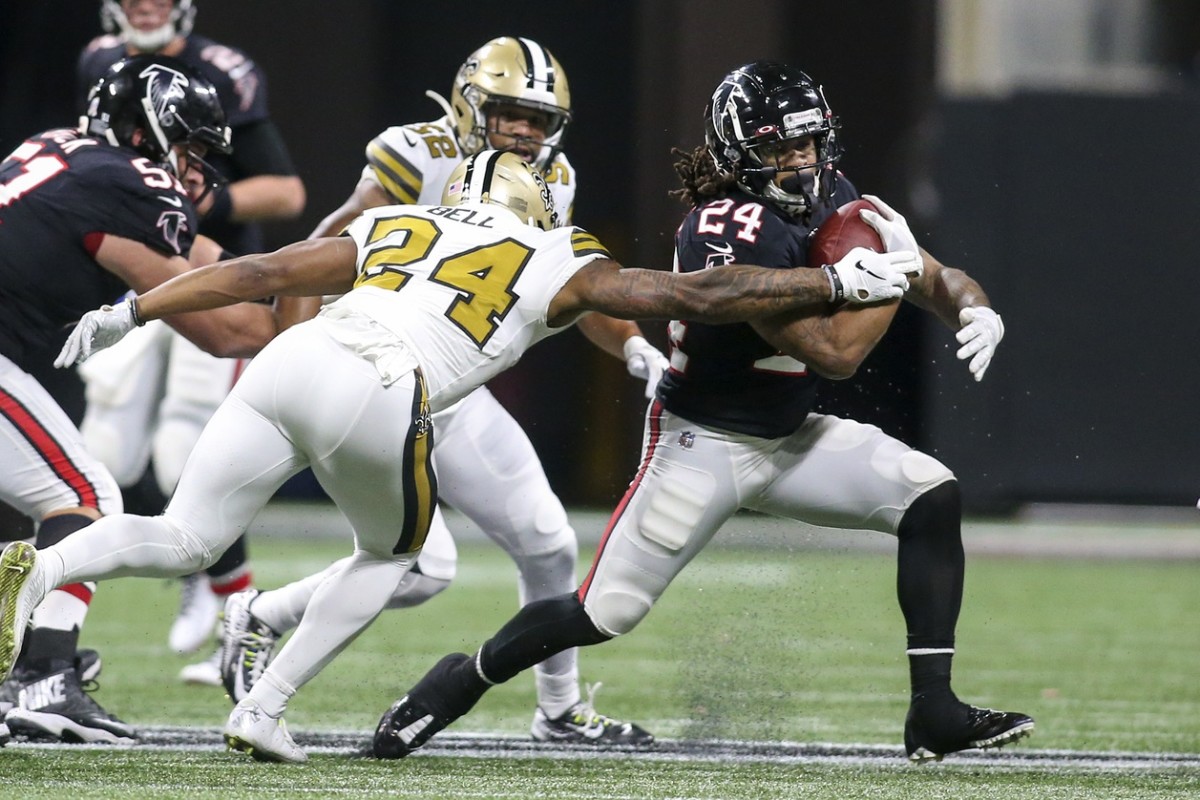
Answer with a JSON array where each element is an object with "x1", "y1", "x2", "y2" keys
[{"x1": 5, "y1": 508, "x2": 1198, "y2": 798}]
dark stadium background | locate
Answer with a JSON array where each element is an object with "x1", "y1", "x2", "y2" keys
[{"x1": 3, "y1": 0, "x2": 1199, "y2": 514}]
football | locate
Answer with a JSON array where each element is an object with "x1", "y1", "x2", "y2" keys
[{"x1": 808, "y1": 198, "x2": 885, "y2": 267}]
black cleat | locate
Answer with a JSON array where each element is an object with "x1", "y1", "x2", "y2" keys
[
  {"x1": 373, "y1": 653, "x2": 472, "y2": 759},
  {"x1": 75, "y1": 648, "x2": 102, "y2": 683},
  {"x1": 6, "y1": 665, "x2": 136, "y2": 744},
  {"x1": 904, "y1": 692, "x2": 1034, "y2": 763}
]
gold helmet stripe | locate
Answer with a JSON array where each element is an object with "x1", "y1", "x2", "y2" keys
[
  {"x1": 366, "y1": 137, "x2": 423, "y2": 205},
  {"x1": 516, "y1": 36, "x2": 556, "y2": 94}
]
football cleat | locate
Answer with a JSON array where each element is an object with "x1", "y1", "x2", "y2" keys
[
  {"x1": 75, "y1": 648, "x2": 102, "y2": 683},
  {"x1": 179, "y1": 646, "x2": 222, "y2": 687},
  {"x1": 0, "y1": 542, "x2": 43, "y2": 684},
  {"x1": 6, "y1": 665, "x2": 137, "y2": 744},
  {"x1": 904, "y1": 691, "x2": 1035, "y2": 763},
  {"x1": 373, "y1": 652, "x2": 472, "y2": 759},
  {"x1": 0, "y1": 649, "x2": 100, "y2": 716},
  {"x1": 169, "y1": 572, "x2": 220, "y2": 655},
  {"x1": 531, "y1": 683, "x2": 654, "y2": 746},
  {"x1": 223, "y1": 698, "x2": 306, "y2": 763},
  {"x1": 219, "y1": 590, "x2": 279, "y2": 703}
]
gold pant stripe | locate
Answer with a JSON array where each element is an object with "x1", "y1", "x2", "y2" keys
[{"x1": 396, "y1": 369, "x2": 437, "y2": 555}]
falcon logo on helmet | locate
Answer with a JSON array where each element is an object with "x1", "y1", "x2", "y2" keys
[
  {"x1": 705, "y1": 60, "x2": 843, "y2": 218},
  {"x1": 81, "y1": 54, "x2": 231, "y2": 200}
]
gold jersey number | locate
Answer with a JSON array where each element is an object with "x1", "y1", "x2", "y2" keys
[{"x1": 355, "y1": 214, "x2": 534, "y2": 348}]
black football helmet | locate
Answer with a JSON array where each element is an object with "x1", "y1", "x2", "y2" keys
[
  {"x1": 100, "y1": 0, "x2": 196, "y2": 53},
  {"x1": 80, "y1": 55, "x2": 230, "y2": 183},
  {"x1": 705, "y1": 61, "x2": 843, "y2": 217}
]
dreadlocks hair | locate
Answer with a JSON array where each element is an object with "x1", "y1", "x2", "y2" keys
[{"x1": 670, "y1": 145, "x2": 737, "y2": 208}]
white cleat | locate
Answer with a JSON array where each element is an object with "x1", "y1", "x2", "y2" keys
[
  {"x1": 223, "y1": 699, "x2": 307, "y2": 763},
  {"x1": 178, "y1": 647, "x2": 222, "y2": 687},
  {"x1": 0, "y1": 542, "x2": 45, "y2": 683},
  {"x1": 169, "y1": 573, "x2": 220, "y2": 654}
]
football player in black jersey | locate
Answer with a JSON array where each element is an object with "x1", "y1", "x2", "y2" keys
[
  {"x1": 0, "y1": 54, "x2": 283, "y2": 745},
  {"x1": 369, "y1": 61, "x2": 1032, "y2": 765},
  {"x1": 78, "y1": 0, "x2": 307, "y2": 675}
]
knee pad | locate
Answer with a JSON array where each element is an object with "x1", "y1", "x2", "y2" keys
[
  {"x1": 500, "y1": 493, "x2": 576, "y2": 559},
  {"x1": 584, "y1": 587, "x2": 653, "y2": 638}
]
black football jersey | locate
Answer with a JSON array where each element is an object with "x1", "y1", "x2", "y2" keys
[
  {"x1": 79, "y1": 34, "x2": 275, "y2": 253},
  {"x1": 657, "y1": 180, "x2": 859, "y2": 438},
  {"x1": 0, "y1": 128, "x2": 197, "y2": 370}
]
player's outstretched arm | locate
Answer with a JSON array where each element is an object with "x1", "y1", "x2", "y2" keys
[
  {"x1": 550, "y1": 248, "x2": 918, "y2": 327},
  {"x1": 57, "y1": 237, "x2": 360, "y2": 366}
]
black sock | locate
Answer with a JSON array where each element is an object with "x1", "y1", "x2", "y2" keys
[
  {"x1": 479, "y1": 592, "x2": 609, "y2": 684},
  {"x1": 908, "y1": 652, "x2": 954, "y2": 699},
  {"x1": 896, "y1": 481, "x2": 963, "y2": 653},
  {"x1": 21, "y1": 626, "x2": 80, "y2": 674}
]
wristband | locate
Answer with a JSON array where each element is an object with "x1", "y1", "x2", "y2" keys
[
  {"x1": 822, "y1": 264, "x2": 844, "y2": 304},
  {"x1": 129, "y1": 297, "x2": 145, "y2": 327}
]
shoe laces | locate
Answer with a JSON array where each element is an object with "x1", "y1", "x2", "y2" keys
[
  {"x1": 566, "y1": 682, "x2": 612, "y2": 729},
  {"x1": 235, "y1": 623, "x2": 277, "y2": 682}
]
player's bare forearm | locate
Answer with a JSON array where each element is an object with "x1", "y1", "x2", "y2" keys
[
  {"x1": 753, "y1": 300, "x2": 899, "y2": 379},
  {"x1": 576, "y1": 313, "x2": 643, "y2": 360},
  {"x1": 907, "y1": 248, "x2": 991, "y2": 329},
  {"x1": 564, "y1": 260, "x2": 832, "y2": 325},
  {"x1": 137, "y1": 239, "x2": 358, "y2": 321},
  {"x1": 228, "y1": 175, "x2": 306, "y2": 222},
  {"x1": 273, "y1": 295, "x2": 323, "y2": 331}
]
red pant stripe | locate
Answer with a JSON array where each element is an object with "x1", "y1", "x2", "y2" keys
[
  {"x1": 578, "y1": 400, "x2": 665, "y2": 601},
  {"x1": 0, "y1": 387, "x2": 98, "y2": 508}
]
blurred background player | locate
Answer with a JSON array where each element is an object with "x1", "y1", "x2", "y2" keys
[
  {"x1": 370, "y1": 60, "x2": 1031, "y2": 765},
  {"x1": 0, "y1": 55, "x2": 282, "y2": 744},
  {"x1": 75, "y1": 0, "x2": 307, "y2": 683},
  {"x1": 220, "y1": 36, "x2": 664, "y2": 746}
]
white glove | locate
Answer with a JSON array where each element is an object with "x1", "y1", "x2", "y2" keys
[
  {"x1": 825, "y1": 246, "x2": 921, "y2": 304},
  {"x1": 956, "y1": 306, "x2": 1004, "y2": 381},
  {"x1": 859, "y1": 194, "x2": 923, "y2": 269},
  {"x1": 54, "y1": 299, "x2": 139, "y2": 368},
  {"x1": 623, "y1": 335, "x2": 669, "y2": 399}
]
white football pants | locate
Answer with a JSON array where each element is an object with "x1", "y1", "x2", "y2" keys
[
  {"x1": 579, "y1": 402, "x2": 954, "y2": 637},
  {"x1": 41, "y1": 321, "x2": 434, "y2": 705}
]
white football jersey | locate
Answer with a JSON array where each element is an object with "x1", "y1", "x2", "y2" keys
[
  {"x1": 362, "y1": 116, "x2": 578, "y2": 225},
  {"x1": 320, "y1": 203, "x2": 609, "y2": 410}
]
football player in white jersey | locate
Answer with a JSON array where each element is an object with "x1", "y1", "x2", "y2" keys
[
  {"x1": 226, "y1": 36, "x2": 671, "y2": 746},
  {"x1": 1, "y1": 150, "x2": 919, "y2": 762}
]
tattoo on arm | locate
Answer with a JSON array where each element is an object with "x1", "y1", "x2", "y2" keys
[{"x1": 590, "y1": 264, "x2": 831, "y2": 323}]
